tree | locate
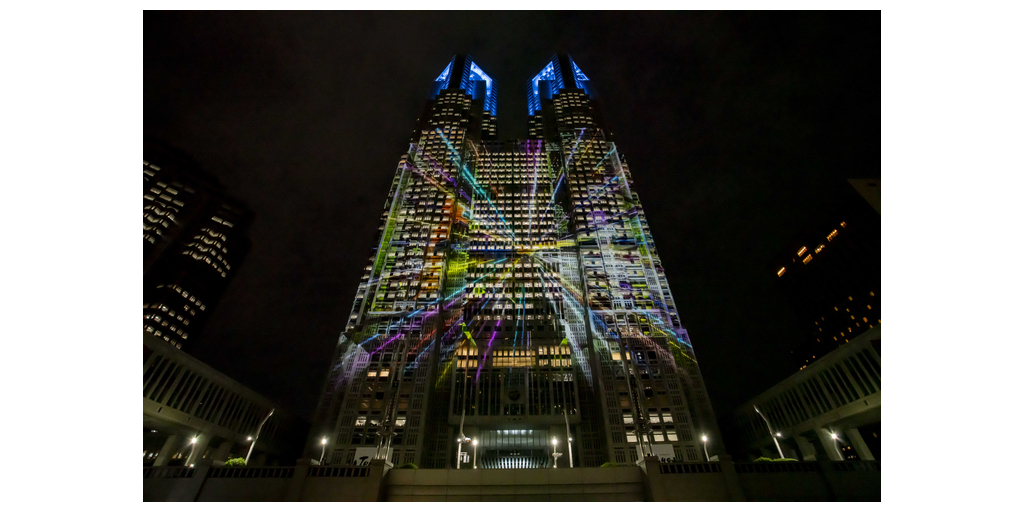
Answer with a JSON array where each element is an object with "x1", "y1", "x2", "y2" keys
[{"x1": 224, "y1": 457, "x2": 246, "y2": 467}]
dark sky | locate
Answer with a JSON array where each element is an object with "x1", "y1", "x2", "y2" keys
[{"x1": 144, "y1": 11, "x2": 880, "y2": 424}]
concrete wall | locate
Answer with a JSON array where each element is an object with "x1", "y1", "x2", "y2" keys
[
  {"x1": 386, "y1": 466, "x2": 646, "y2": 502},
  {"x1": 642, "y1": 456, "x2": 880, "y2": 502},
  {"x1": 143, "y1": 457, "x2": 879, "y2": 501},
  {"x1": 143, "y1": 460, "x2": 389, "y2": 502}
]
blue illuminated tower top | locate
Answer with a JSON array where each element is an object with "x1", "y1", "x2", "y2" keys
[
  {"x1": 527, "y1": 54, "x2": 593, "y2": 116},
  {"x1": 431, "y1": 55, "x2": 498, "y2": 116}
]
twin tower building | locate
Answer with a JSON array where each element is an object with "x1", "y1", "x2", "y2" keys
[{"x1": 312, "y1": 54, "x2": 722, "y2": 469}]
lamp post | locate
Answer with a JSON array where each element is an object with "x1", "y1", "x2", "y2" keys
[
  {"x1": 185, "y1": 436, "x2": 198, "y2": 467},
  {"x1": 472, "y1": 439, "x2": 478, "y2": 469},
  {"x1": 701, "y1": 435, "x2": 710, "y2": 462},
  {"x1": 320, "y1": 437, "x2": 327, "y2": 465},
  {"x1": 551, "y1": 438, "x2": 562, "y2": 468},
  {"x1": 455, "y1": 433, "x2": 471, "y2": 469},
  {"x1": 245, "y1": 408, "x2": 275, "y2": 465},
  {"x1": 830, "y1": 431, "x2": 841, "y2": 459},
  {"x1": 753, "y1": 405, "x2": 785, "y2": 459}
]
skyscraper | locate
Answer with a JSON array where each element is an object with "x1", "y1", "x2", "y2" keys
[
  {"x1": 143, "y1": 141, "x2": 253, "y2": 351},
  {"x1": 312, "y1": 54, "x2": 721, "y2": 469},
  {"x1": 772, "y1": 181, "x2": 881, "y2": 371}
]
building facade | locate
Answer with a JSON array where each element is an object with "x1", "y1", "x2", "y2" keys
[
  {"x1": 143, "y1": 334, "x2": 307, "y2": 468},
  {"x1": 143, "y1": 141, "x2": 253, "y2": 351},
  {"x1": 312, "y1": 54, "x2": 722, "y2": 469},
  {"x1": 773, "y1": 181, "x2": 881, "y2": 371},
  {"x1": 728, "y1": 327, "x2": 880, "y2": 463}
]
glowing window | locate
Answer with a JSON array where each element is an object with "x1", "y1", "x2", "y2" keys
[
  {"x1": 797, "y1": 246, "x2": 807, "y2": 256},
  {"x1": 777, "y1": 267, "x2": 786, "y2": 277},
  {"x1": 815, "y1": 244, "x2": 825, "y2": 254},
  {"x1": 802, "y1": 254, "x2": 813, "y2": 264}
]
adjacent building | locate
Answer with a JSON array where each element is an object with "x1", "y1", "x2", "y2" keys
[
  {"x1": 143, "y1": 333, "x2": 307, "y2": 467},
  {"x1": 728, "y1": 327, "x2": 880, "y2": 462},
  {"x1": 143, "y1": 141, "x2": 253, "y2": 351},
  {"x1": 772, "y1": 180, "x2": 881, "y2": 371},
  {"x1": 311, "y1": 54, "x2": 722, "y2": 470}
]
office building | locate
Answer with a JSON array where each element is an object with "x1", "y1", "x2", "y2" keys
[
  {"x1": 772, "y1": 181, "x2": 880, "y2": 370},
  {"x1": 143, "y1": 141, "x2": 253, "y2": 351},
  {"x1": 143, "y1": 333, "x2": 307, "y2": 467},
  {"x1": 728, "y1": 327, "x2": 880, "y2": 462},
  {"x1": 311, "y1": 54, "x2": 721, "y2": 469}
]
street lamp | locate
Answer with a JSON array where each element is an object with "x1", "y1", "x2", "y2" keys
[
  {"x1": 701, "y1": 435, "x2": 710, "y2": 462},
  {"x1": 245, "y1": 408, "x2": 275, "y2": 465},
  {"x1": 830, "y1": 431, "x2": 841, "y2": 459},
  {"x1": 551, "y1": 438, "x2": 562, "y2": 469},
  {"x1": 753, "y1": 405, "x2": 785, "y2": 459},
  {"x1": 320, "y1": 437, "x2": 328, "y2": 465},
  {"x1": 185, "y1": 436, "x2": 198, "y2": 467},
  {"x1": 472, "y1": 439, "x2": 478, "y2": 469}
]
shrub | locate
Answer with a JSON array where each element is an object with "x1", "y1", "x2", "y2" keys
[
  {"x1": 600, "y1": 462, "x2": 631, "y2": 468},
  {"x1": 753, "y1": 457, "x2": 799, "y2": 462},
  {"x1": 224, "y1": 457, "x2": 246, "y2": 467},
  {"x1": 398, "y1": 462, "x2": 418, "y2": 469}
]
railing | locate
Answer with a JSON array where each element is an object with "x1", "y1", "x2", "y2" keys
[
  {"x1": 658, "y1": 462, "x2": 721, "y2": 474},
  {"x1": 830, "y1": 460, "x2": 879, "y2": 472},
  {"x1": 208, "y1": 467, "x2": 295, "y2": 478},
  {"x1": 308, "y1": 466, "x2": 370, "y2": 477},
  {"x1": 143, "y1": 467, "x2": 196, "y2": 479},
  {"x1": 734, "y1": 462, "x2": 820, "y2": 473}
]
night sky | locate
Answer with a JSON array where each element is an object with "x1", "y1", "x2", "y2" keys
[{"x1": 143, "y1": 11, "x2": 880, "y2": 426}]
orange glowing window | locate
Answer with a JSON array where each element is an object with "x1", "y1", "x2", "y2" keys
[
  {"x1": 827, "y1": 229, "x2": 839, "y2": 242},
  {"x1": 802, "y1": 254, "x2": 813, "y2": 264},
  {"x1": 797, "y1": 246, "x2": 807, "y2": 256},
  {"x1": 777, "y1": 267, "x2": 786, "y2": 277},
  {"x1": 815, "y1": 244, "x2": 825, "y2": 254}
]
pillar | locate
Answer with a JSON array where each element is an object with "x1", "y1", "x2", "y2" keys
[
  {"x1": 153, "y1": 435, "x2": 180, "y2": 467},
  {"x1": 213, "y1": 440, "x2": 233, "y2": 463},
  {"x1": 795, "y1": 435, "x2": 817, "y2": 461},
  {"x1": 815, "y1": 428, "x2": 843, "y2": 461},
  {"x1": 845, "y1": 427, "x2": 875, "y2": 460}
]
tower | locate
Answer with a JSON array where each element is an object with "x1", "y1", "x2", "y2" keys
[
  {"x1": 311, "y1": 54, "x2": 722, "y2": 468},
  {"x1": 143, "y1": 141, "x2": 253, "y2": 352}
]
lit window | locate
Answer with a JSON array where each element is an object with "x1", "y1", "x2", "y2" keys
[
  {"x1": 777, "y1": 267, "x2": 786, "y2": 277},
  {"x1": 815, "y1": 244, "x2": 825, "y2": 254},
  {"x1": 802, "y1": 254, "x2": 813, "y2": 264},
  {"x1": 827, "y1": 229, "x2": 838, "y2": 241},
  {"x1": 840, "y1": 221, "x2": 846, "y2": 228},
  {"x1": 797, "y1": 247, "x2": 807, "y2": 256},
  {"x1": 869, "y1": 291, "x2": 875, "y2": 297}
]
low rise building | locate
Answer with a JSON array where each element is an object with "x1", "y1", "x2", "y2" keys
[{"x1": 728, "y1": 328, "x2": 880, "y2": 462}]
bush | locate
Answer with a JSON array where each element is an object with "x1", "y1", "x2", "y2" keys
[
  {"x1": 600, "y1": 462, "x2": 631, "y2": 468},
  {"x1": 223, "y1": 457, "x2": 246, "y2": 467},
  {"x1": 398, "y1": 462, "x2": 418, "y2": 469},
  {"x1": 753, "y1": 457, "x2": 798, "y2": 462}
]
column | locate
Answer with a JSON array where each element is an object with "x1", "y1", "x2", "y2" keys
[
  {"x1": 845, "y1": 427, "x2": 875, "y2": 460},
  {"x1": 213, "y1": 440, "x2": 233, "y2": 463},
  {"x1": 153, "y1": 434, "x2": 180, "y2": 467},
  {"x1": 815, "y1": 428, "x2": 843, "y2": 461},
  {"x1": 795, "y1": 435, "x2": 817, "y2": 461}
]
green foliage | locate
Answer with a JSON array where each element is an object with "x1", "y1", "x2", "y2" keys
[
  {"x1": 600, "y1": 462, "x2": 631, "y2": 468},
  {"x1": 398, "y1": 462, "x2": 418, "y2": 469},
  {"x1": 753, "y1": 457, "x2": 799, "y2": 462},
  {"x1": 224, "y1": 457, "x2": 246, "y2": 467}
]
